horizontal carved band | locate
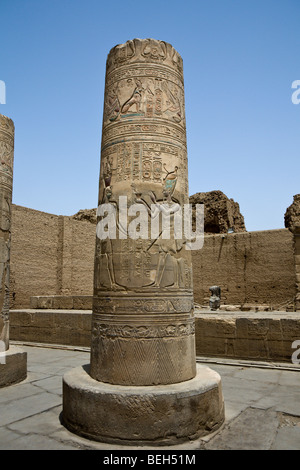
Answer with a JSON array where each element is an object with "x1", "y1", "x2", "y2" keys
[
  {"x1": 93, "y1": 296, "x2": 193, "y2": 315},
  {"x1": 102, "y1": 123, "x2": 186, "y2": 147},
  {"x1": 91, "y1": 319, "x2": 195, "y2": 339}
]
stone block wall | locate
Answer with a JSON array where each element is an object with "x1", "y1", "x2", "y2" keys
[
  {"x1": 194, "y1": 312, "x2": 300, "y2": 362},
  {"x1": 192, "y1": 229, "x2": 295, "y2": 309}
]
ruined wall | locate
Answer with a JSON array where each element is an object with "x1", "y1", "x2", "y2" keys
[
  {"x1": 10, "y1": 205, "x2": 59, "y2": 308},
  {"x1": 192, "y1": 229, "x2": 295, "y2": 309},
  {"x1": 190, "y1": 190, "x2": 246, "y2": 234},
  {"x1": 10, "y1": 205, "x2": 95, "y2": 308},
  {"x1": 10, "y1": 204, "x2": 296, "y2": 309}
]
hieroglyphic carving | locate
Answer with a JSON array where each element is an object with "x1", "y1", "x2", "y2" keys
[
  {"x1": 102, "y1": 122, "x2": 186, "y2": 146},
  {"x1": 91, "y1": 320, "x2": 195, "y2": 339},
  {"x1": 93, "y1": 295, "x2": 194, "y2": 315},
  {"x1": 106, "y1": 39, "x2": 184, "y2": 77},
  {"x1": 103, "y1": 75, "x2": 185, "y2": 128},
  {"x1": 100, "y1": 140, "x2": 187, "y2": 191},
  {"x1": 0, "y1": 115, "x2": 14, "y2": 351},
  {"x1": 91, "y1": 39, "x2": 195, "y2": 386}
]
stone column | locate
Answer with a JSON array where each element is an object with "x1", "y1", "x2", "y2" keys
[
  {"x1": 90, "y1": 38, "x2": 196, "y2": 386},
  {"x1": 0, "y1": 114, "x2": 27, "y2": 387},
  {"x1": 63, "y1": 39, "x2": 224, "y2": 446}
]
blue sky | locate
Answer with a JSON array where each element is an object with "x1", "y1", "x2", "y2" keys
[{"x1": 1, "y1": 0, "x2": 299, "y2": 231}]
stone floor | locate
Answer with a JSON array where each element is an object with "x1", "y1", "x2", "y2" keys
[{"x1": 0, "y1": 343, "x2": 300, "y2": 451}]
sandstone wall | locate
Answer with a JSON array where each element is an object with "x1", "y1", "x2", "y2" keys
[
  {"x1": 10, "y1": 205, "x2": 296, "y2": 309},
  {"x1": 192, "y1": 229, "x2": 295, "y2": 309},
  {"x1": 10, "y1": 205, "x2": 95, "y2": 308}
]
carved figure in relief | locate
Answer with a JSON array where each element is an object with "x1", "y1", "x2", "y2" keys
[
  {"x1": 163, "y1": 164, "x2": 178, "y2": 191},
  {"x1": 0, "y1": 238, "x2": 10, "y2": 346},
  {"x1": 134, "y1": 167, "x2": 185, "y2": 288},
  {"x1": 0, "y1": 195, "x2": 11, "y2": 232},
  {"x1": 104, "y1": 86, "x2": 121, "y2": 122},
  {"x1": 103, "y1": 76, "x2": 185, "y2": 125},
  {"x1": 0, "y1": 141, "x2": 13, "y2": 174},
  {"x1": 103, "y1": 156, "x2": 113, "y2": 188},
  {"x1": 97, "y1": 180, "x2": 126, "y2": 291},
  {"x1": 162, "y1": 81, "x2": 182, "y2": 123},
  {"x1": 121, "y1": 79, "x2": 144, "y2": 114}
]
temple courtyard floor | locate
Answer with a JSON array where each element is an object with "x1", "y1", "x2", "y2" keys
[{"x1": 0, "y1": 343, "x2": 299, "y2": 451}]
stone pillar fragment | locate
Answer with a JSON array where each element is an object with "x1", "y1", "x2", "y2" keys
[
  {"x1": 0, "y1": 114, "x2": 27, "y2": 387},
  {"x1": 285, "y1": 194, "x2": 300, "y2": 311},
  {"x1": 0, "y1": 115, "x2": 14, "y2": 350},
  {"x1": 63, "y1": 39, "x2": 224, "y2": 445}
]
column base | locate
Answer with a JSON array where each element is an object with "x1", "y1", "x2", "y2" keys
[
  {"x1": 62, "y1": 363, "x2": 225, "y2": 446},
  {"x1": 0, "y1": 345, "x2": 27, "y2": 388}
]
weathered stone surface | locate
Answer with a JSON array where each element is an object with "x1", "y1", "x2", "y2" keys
[
  {"x1": 0, "y1": 345, "x2": 27, "y2": 388},
  {"x1": 0, "y1": 116, "x2": 27, "y2": 387},
  {"x1": 206, "y1": 407, "x2": 278, "y2": 450},
  {"x1": 10, "y1": 309, "x2": 300, "y2": 363},
  {"x1": 62, "y1": 363, "x2": 224, "y2": 446},
  {"x1": 62, "y1": 38, "x2": 224, "y2": 445},
  {"x1": 10, "y1": 309, "x2": 92, "y2": 347},
  {"x1": 195, "y1": 311, "x2": 300, "y2": 362},
  {"x1": 30, "y1": 295, "x2": 93, "y2": 310},
  {"x1": 190, "y1": 190, "x2": 246, "y2": 234},
  {"x1": 285, "y1": 194, "x2": 300, "y2": 231},
  {"x1": 71, "y1": 208, "x2": 97, "y2": 224},
  {"x1": 0, "y1": 114, "x2": 14, "y2": 350},
  {"x1": 90, "y1": 38, "x2": 195, "y2": 386},
  {"x1": 284, "y1": 195, "x2": 300, "y2": 310},
  {"x1": 192, "y1": 229, "x2": 295, "y2": 309}
]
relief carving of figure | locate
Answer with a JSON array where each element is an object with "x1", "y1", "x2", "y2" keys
[
  {"x1": 121, "y1": 79, "x2": 144, "y2": 115},
  {"x1": 96, "y1": 178, "x2": 127, "y2": 291},
  {"x1": 134, "y1": 166, "x2": 185, "y2": 288},
  {"x1": 104, "y1": 85, "x2": 121, "y2": 122},
  {"x1": 162, "y1": 82, "x2": 183, "y2": 123}
]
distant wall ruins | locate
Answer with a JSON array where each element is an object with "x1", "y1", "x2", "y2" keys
[
  {"x1": 10, "y1": 202, "x2": 296, "y2": 310},
  {"x1": 10, "y1": 205, "x2": 95, "y2": 309}
]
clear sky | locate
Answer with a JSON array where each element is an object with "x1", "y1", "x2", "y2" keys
[{"x1": 1, "y1": 0, "x2": 299, "y2": 231}]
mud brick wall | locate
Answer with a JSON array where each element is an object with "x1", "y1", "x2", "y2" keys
[
  {"x1": 10, "y1": 205, "x2": 95, "y2": 308},
  {"x1": 192, "y1": 229, "x2": 296, "y2": 309},
  {"x1": 10, "y1": 205, "x2": 296, "y2": 309},
  {"x1": 10, "y1": 205, "x2": 59, "y2": 308}
]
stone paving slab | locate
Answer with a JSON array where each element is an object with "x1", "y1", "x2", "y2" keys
[
  {"x1": 0, "y1": 344, "x2": 299, "y2": 450},
  {"x1": 205, "y1": 407, "x2": 279, "y2": 450}
]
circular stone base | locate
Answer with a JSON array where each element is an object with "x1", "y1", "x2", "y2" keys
[
  {"x1": 62, "y1": 363, "x2": 225, "y2": 446},
  {"x1": 0, "y1": 345, "x2": 27, "y2": 388}
]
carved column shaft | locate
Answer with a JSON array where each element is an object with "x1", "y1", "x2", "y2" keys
[
  {"x1": 62, "y1": 40, "x2": 225, "y2": 445},
  {"x1": 90, "y1": 39, "x2": 196, "y2": 386},
  {"x1": 0, "y1": 115, "x2": 14, "y2": 351}
]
